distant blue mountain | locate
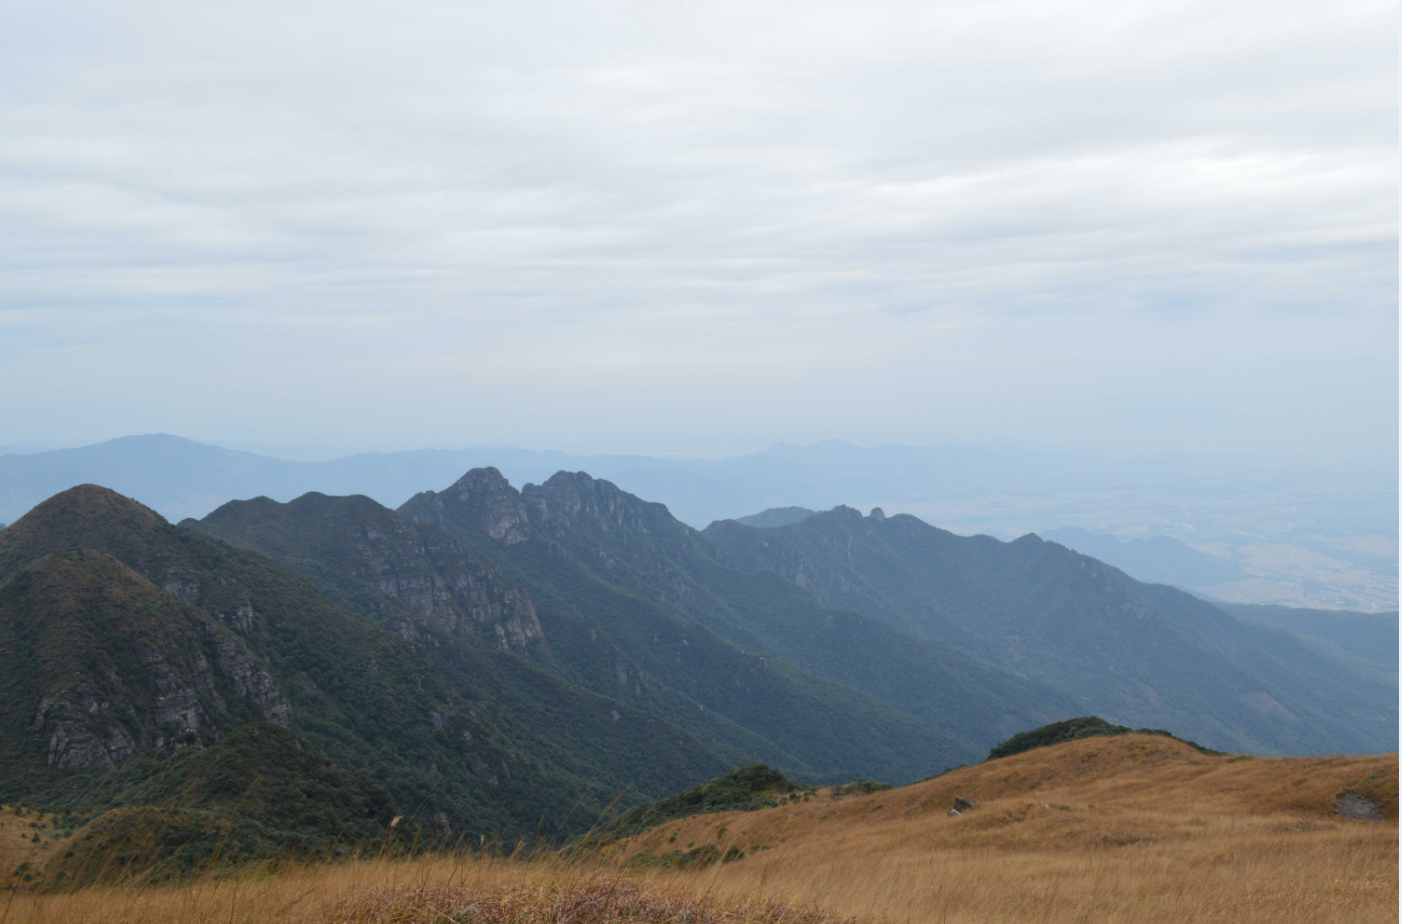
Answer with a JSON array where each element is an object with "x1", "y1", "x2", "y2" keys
[
  {"x1": 735, "y1": 507, "x2": 816, "y2": 528},
  {"x1": 0, "y1": 435, "x2": 1062, "y2": 528},
  {"x1": 1040, "y1": 527, "x2": 1245, "y2": 589},
  {"x1": 0, "y1": 435, "x2": 1393, "y2": 613}
]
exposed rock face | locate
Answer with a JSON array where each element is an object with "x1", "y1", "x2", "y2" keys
[
  {"x1": 403, "y1": 468, "x2": 727, "y2": 617},
  {"x1": 947, "y1": 796, "x2": 976, "y2": 817},
  {"x1": 192, "y1": 491, "x2": 544, "y2": 654},
  {"x1": 525, "y1": 471, "x2": 724, "y2": 563},
  {"x1": 468, "y1": 753, "x2": 499, "y2": 787},
  {"x1": 42, "y1": 721, "x2": 137, "y2": 771},
  {"x1": 160, "y1": 573, "x2": 201, "y2": 605},
  {"x1": 1335, "y1": 792, "x2": 1383, "y2": 821},
  {"x1": 152, "y1": 683, "x2": 207, "y2": 730},
  {"x1": 32, "y1": 688, "x2": 138, "y2": 771},
  {"x1": 205, "y1": 627, "x2": 292, "y2": 725},
  {"x1": 408, "y1": 468, "x2": 532, "y2": 544},
  {"x1": 355, "y1": 525, "x2": 542, "y2": 651},
  {"x1": 457, "y1": 468, "x2": 533, "y2": 544},
  {"x1": 1, "y1": 549, "x2": 294, "y2": 772}
]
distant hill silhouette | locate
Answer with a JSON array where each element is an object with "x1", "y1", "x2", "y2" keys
[
  {"x1": 735, "y1": 507, "x2": 816, "y2": 528},
  {"x1": 1221, "y1": 602, "x2": 1399, "y2": 668},
  {"x1": 1040, "y1": 527, "x2": 1244, "y2": 588}
]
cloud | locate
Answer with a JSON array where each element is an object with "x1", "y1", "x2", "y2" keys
[{"x1": 0, "y1": 0, "x2": 1395, "y2": 456}]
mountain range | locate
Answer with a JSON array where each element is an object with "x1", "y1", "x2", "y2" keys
[
  {"x1": 0, "y1": 463, "x2": 1392, "y2": 865},
  {"x1": 1, "y1": 434, "x2": 1394, "y2": 612}
]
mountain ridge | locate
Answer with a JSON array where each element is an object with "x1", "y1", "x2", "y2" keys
[
  {"x1": 399, "y1": 468, "x2": 1040, "y2": 781},
  {"x1": 702, "y1": 506, "x2": 1396, "y2": 756},
  {"x1": 0, "y1": 485, "x2": 740, "y2": 841}
]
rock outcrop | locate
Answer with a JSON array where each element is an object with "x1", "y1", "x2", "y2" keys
[
  {"x1": 0, "y1": 548, "x2": 293, "y2": 771},
  {"x1": 191, "y1": 491, "x2": 544, "y2": 654},
  {"x1": 1335, "y1": 791, "x2": 1383, "y2": 821},
  {"x1": 403, "y1": 468, "x2": 729, "y2": 618}
]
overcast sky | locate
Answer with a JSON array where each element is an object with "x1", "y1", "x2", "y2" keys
[{"x1": 1, "y1": 0, "x2": 1396, "y2": 460}]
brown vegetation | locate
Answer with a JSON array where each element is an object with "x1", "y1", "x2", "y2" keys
[
  {"x1": 0, "y1": 807, "x2": 63, "y2": 884},
  {"x1": 0, "y1": 858, "x2": 847, "y2": 924},
  {"x1": 0, "y1": 735, "x2": 1393, "y2": 923},
  {"x1": 606, "y1": 735, "x2": 1398, "y2": 923}
]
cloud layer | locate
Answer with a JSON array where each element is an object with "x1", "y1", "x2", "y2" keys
[{"x1": 1, "y1": 0, "x2": 1395, "y2": 457}]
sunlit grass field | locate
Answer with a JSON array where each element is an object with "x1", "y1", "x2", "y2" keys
[{"x1": 0, "y1": 735, "x2": 1393, "y2": 923}]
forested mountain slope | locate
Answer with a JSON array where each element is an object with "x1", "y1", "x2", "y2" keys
[
  {"x1": 1220, "y1": 602, "x2": 1399, "y2": 669},
  {"x1": 189, "y1": 492, "x2": 809, "y2": 775},
  {"x1": 703, "y1": 507, "x2": 1397, "y2": 755},
  {"x1": 0, "y1": 486, "x2": 735, "y2": 841},
  {"x1": 399, "y1": 469, "x2": 1072, "y2": 773}
]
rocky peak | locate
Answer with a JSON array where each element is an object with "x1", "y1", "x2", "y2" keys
[
  {"x1": 523, "y1": 471, "x2": 721, "y2": 567},
  {"x1": 526, "y1": 472, "x2": 666, "y2": 535},
  {"x1": 197, "y1": 490, "x2": 545, "y2": 655},
  {"x1": 441, "y1": 468, "x2": 532, "y2": 544}
]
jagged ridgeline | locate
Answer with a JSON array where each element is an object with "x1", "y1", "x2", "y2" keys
[
  {"x1": 196, "y1": 475, "x2": 1012, "y2": 785},
  {"x1": 393, "y1": 468, "x2": 1064, "y2": 779},
  {"x1": 0, "y1": 485, "x2": 735, "y2": 854}
]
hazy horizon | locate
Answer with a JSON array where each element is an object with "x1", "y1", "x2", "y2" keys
[
  {"x1": 1, "y1": 432, "x2": 1394, "y2": 611},
  {"x1": 2, "y1": 430, "x2": 1397, "y2": 474},
  {"x1": 2, "y1": 1, "x2": 1396, "y2": 466}
]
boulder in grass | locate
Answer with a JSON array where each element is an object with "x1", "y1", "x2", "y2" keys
[
  {"x1": 1335, "y1": 792, "x2": 1383, "y2": 821},
  {"x1": 948, "y1": 796, "x2": 976, "y2": 816}
]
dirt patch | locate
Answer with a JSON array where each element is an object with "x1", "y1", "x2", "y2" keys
[{"x1": 1335, "y1": 792, "x2": 1383, "y2": 822}]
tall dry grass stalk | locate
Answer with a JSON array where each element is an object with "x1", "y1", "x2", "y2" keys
[{"x1": 0, "y1": 856, "x2": 852, "y2": 924}]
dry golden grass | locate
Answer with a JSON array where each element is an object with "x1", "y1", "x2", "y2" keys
[
  {"x1": 605, "y1": 735, "x2": 1399, "y2": 923},
  {"x1": 0, "y1": 808, "x2": 62, "y2": 882},
  {"x1": 0, "y1": 857, "x2": 847, "y2": 924},
  {"x1": 0, "y1": 735, "x2": 1394, "y2": 923}
]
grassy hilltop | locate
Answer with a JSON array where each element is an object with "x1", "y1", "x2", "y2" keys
[{"x1": 0, "y1": 732, "x2": 1392, "y2": 923}]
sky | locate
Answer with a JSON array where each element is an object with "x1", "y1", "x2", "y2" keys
[{"x1": 1, "y1": 0, "x2": 1396, "y2": 460}]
